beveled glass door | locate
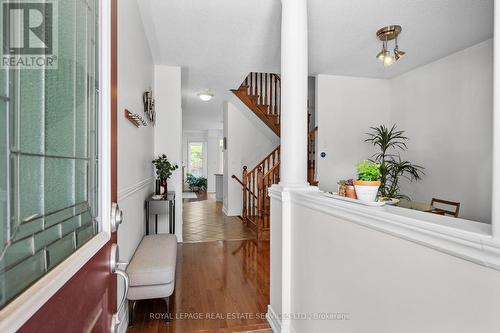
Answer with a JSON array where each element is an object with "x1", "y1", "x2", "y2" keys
[{"x1": 0, "y1": 0, "x2": 100, "y2": 310}]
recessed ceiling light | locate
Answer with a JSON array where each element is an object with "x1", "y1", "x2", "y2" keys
[{"x1": 198, "y1": 91, "x2": 214, "y2": 101}]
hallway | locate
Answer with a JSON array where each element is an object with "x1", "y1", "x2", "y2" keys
[{"x1": 127, "y1": 240, "x2": 270, "y2": 333}]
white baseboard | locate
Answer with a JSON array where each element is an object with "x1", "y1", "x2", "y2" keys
[{"x1": 267, "y1": 305, "x2": 281, "y2": 333}]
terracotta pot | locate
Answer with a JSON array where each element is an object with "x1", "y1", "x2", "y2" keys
[
  {"x1": 353, "y1": 180, "x2": 381, "y2": 187},
  {"x1": 353, "y1": 180, "x2": 381, "y2": 202},
  {"x1": 346, "y1": 185, "x2": 357, "y2": 199}
]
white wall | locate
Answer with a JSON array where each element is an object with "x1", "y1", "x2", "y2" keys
[
  {"x1": 223, "y1": 100, "x2": 280, "y2": 216},
  {"x1": 154, "y1": 65, "x2": 183, "y2": 240},
  {"x1": 116, "y1": 0, "x2": 154, "y2": 330},
  {"x1": 287, "y1": 201, "x2": 500, "y2": 333},
  {"x1": 316, "y1": 75, "x2": 391, "y2": 190},
  {"x1": 117, "y1": 0, "x2": 154, "y2": 266},
  {"x1": 316, "y1": 40, "x2": 493, "y2": 223},
  {"x1": 391, "y1": 39, "x2": 493, "y2": 223}
]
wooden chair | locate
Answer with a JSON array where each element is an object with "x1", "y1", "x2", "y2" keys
[{"x1": 429, "y1": 198, "x2": 460, "y2": 218}]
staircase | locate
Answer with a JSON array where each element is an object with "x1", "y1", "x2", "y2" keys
[
  {"x1": 231, "y1": 72, "x2": 281, "y2": 136},
  {"x1": 231, "y1": 72, "x2": 318, "y2": 240}
]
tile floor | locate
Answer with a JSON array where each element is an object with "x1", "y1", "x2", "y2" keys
[{"x1": 183, "y1": 194, "x2": 256, "y2": 243}]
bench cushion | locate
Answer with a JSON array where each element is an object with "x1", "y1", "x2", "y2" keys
[
  {"x1": 128, "y1": 282, "x2": 174, "y2": 300},
  {"x1": 127, "y1": 234, "x2": 177, "y2": 287}
]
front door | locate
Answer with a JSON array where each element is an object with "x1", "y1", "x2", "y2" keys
[{"x1": 0, "y1": 0, "x2": 120, "y2": 332}]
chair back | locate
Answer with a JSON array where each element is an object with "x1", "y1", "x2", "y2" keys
[{"x1": 430, "y1": 198, "x2": 460, "y2": 218}]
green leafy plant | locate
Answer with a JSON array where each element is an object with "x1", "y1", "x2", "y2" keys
[
  {"x1": 152, "y1": 154, "x2": 178, "y2": 180},
  {"x1": 185, "y1": 173, "x2": 207, "y2": 192},
  {"x1": 355, "y1": 160, "x2": 381, "y2": 181},
  {"x1": 365, "y1": 124, "x2": 424, "y2": 199}
]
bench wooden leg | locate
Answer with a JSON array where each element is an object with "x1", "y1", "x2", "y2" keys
[{"x1": 128, "y1": 300, "x2": 136, "y2": 327}]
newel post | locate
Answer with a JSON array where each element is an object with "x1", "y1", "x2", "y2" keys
[{"x1": 242, "y1": 166, "x2": 248, "y2": 223}]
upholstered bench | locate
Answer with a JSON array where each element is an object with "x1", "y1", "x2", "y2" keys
[{"x1": 126, "y1": 234, "x2": 177, "y2": 325}]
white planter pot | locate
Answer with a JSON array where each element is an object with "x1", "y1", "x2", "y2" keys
[{"x1": 354, "y1": 184, "x2": 380, "y2": 202}]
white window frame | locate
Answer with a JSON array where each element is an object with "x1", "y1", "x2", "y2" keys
[
  {"x1": 0, "y1": 1, "x2": 112, "y2": 331},
  {"x1": 188, "y1": 141, "x2": 207, "y2": 178}
]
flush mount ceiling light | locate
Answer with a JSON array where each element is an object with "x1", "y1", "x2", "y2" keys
[
  {"x1": 376, "y1": 25, "x2": 406, "y2": 67},
  {"x1": 198, "y1": 91, "x2": 214, "y2": 101}
]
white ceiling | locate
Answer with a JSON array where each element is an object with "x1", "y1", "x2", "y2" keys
[{"x1": 138, "y1": 0, "x2": 493, "y2": 130}]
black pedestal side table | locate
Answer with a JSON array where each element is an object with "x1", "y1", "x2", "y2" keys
[{"x1": 145, "y1": 191, "x2": 175, "y2": 235}]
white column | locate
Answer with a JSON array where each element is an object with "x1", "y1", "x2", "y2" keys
[
  {"x1": 492, "y1": 1, "x2": 500, "y2": 239},
  {"x1": 279, "y1": 0, "x2": 309, "y2": 187}
]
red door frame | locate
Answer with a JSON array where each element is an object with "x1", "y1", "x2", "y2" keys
[{"x1": 18, "y1": 0, "x2": 118, "y2": 331}]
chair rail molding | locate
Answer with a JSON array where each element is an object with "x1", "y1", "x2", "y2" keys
[{"x1": 117, "y1": 177, "x2": 155, "y2": 202}]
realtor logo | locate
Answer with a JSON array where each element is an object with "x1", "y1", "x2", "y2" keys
[{"x1": 1, "y1": 0, "x2": 58, "y2": 69}]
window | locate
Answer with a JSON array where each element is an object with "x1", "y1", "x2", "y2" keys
[
  {"x1": 188, "y1": 142, "x2": 205, "y2": 177},
  {"x1": 0, "y1": 0, "x2": 99, "y2": 309}
]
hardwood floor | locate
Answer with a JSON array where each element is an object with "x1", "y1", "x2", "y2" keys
[
  {"x1": 183, "y1": 194, "x2": 256, "y2": 243},
  {"x1": 126, "y1": 240, "x2": 270, "y2": 333}
]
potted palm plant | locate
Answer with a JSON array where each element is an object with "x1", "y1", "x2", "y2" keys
[
  {"x1": 152, "y1": 154, "x2": 178, "y2": 195},
  {"x1": 365, "y1": 124, "x2": 424, "y2": 199},
  {"x1": 353, "y1": 160, "x2": 381, "y2": 202}
]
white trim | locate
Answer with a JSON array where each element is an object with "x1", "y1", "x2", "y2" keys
[
  {"x1": 266, "y1": 305, "x2": 282, "y2": 333},
  {"x1": 117, "y1": 177, "x2": 155, "y2": 202},
  {"x1": 0, "y1": 232, "x2": 110, "y2": 333},
  {"x1": 0, "y1": 1, "x2": 112, "y2": 330},
  {"x1": 492, "y1": 0, "x2": 500, "y2": 239},
  {"x1": 292, "y1": 191, "x2": 500, "y2": 270},
  {"x1": 99, "y1": 0, "x2": 112, "y2": 235},
  {"x1": 268, "y1": 185, "x2": 319, "y2": 333}
]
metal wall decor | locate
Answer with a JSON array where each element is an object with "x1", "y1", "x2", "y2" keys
[
  {"x1": 125, "y1": 109, "x2": 147, "y2": 127},
  {"x1": 143, "y1": 89, "x2": 156, "y2": 125}
]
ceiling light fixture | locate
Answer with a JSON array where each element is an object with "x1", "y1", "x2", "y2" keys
[
  {"x1": 198, "y1": 91, "x2": 214, "y2": 101},
  {"x1": 375, "y1": 25, "x2": 405, "y2": 67}
]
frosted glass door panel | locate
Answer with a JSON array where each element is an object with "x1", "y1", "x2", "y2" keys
[{"x1": 0, "y1": 0, "x2": 99, "y2": 309}]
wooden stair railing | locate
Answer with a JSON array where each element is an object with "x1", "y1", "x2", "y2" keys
[
  {"x1": 231, "y1": 126, "x2": 317, "y2": 241},
  {"x1": 308, "y1": 126, "x2": 318, "y2": 186},
  {"x1": 230, "y1": 72, "x2": 319, "y2": 240},
  {"x1": 231, "y1": 72, "x2": 281, "y2": 136}
]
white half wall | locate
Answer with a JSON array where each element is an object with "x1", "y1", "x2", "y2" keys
[
  {"x1": 154, "y1": 65, "x2": 183, "y2": 240},
  {"x1": 223, "y1": 100, "x2": 279, "y2": 216},
  {"x1": 316, "y1": 75, "x2": 391, "y2": 190},
  {"x1": 391, "y1": 39, "x2": 493, "y2": 223},
  {"x1": 286, "y1": 197, "x2": 500, "y2": 333}
]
